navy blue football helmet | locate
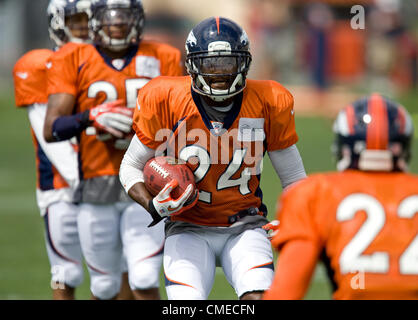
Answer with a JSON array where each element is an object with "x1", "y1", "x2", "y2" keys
[
  {"x1": 185, "y1": 17, "x2": 252, "y2": 102},
  {"x1": 47, "y1": 0, "x2": 91, "y2": 47},
  {"x1": 90, "y1": 0, "x2": 145, "y2": 51},
  {"x1": 333, "y1": 93, "x2": 413, "y2": 172}
]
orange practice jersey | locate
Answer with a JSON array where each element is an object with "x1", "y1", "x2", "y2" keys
[
  {"x1": 47, "y1": 41, "x2": 182, "y2": 179},
  {"x1": 271, "y1": 170, "x2": 418, "y2": 299},
  {"x1": 134, "y1": 76, "x2": 298, "y2": 226},
  {"x1": 13, "y1": 49, "x2": 69, "y2": 190}
]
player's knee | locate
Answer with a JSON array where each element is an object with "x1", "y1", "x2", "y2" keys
[
  {"x1": 236, "y1": 268, "x2": 274, "y2": 298},
  {"x1": 51, "y1": 263, "x2": 84, "y2": 289},
  {"x1": 240, "y1": 290, "x2": 265, "y2": 300},
  {"x1": 65, "y1": 265, "x2": 84, "y2": 288},
  {"x1": 130, "y1": 263, "x2": 160, "y2": 290},
  {"x1": 166, "y1": 285, "x2": 205, "y2": 300},
  {"x1": 91, "y1": 275, "x2": 121, "y2": 300}
]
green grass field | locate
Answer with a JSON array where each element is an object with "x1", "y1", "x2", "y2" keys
[{"x1": 0, "y1": 86, "x2": 417, "y2": 300}]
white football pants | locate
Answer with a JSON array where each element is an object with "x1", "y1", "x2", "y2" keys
[
  {"x1": 77, "y1": 201, "x2": 164, "y2": 299},
  {"x1": 44, "y1": 201, "x2": 84, "y2": 289},
  {"x1": 164, "y1": 227, "x2": 274, "y2": 299}
]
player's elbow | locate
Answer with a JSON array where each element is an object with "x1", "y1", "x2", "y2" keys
[{"x1": 43, "y1": 131, "x2": 55, "y2": 142}]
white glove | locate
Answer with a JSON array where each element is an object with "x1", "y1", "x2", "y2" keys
[
  {"x1": 88, "y1": 99, "x2": 133, "y2": 138},
  {"x1": 262, "y1": 220, "x2": 280, "y2": 240},
  {"x1": 94, "y1": 112, "x2": 132, "y2": 136},
  {"x1": 148, "y1": 179, "x2": 198, "y2": 227}
]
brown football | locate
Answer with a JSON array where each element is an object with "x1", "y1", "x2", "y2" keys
[{"x1": 143, "y1": 156, "x2": 197, "y2": 202}]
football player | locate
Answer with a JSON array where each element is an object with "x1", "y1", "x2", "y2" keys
[
  {"x1": 263, "y1": 94, "x2": 418, "y2": 300},
  {"x1": 120, "y1": 17, "x2": 307, "y2": 300},
  {"x1": 12, "y1": 0, "x2": 91, "y2": 300},
  {"x1": 43, "y1": 0, "x2": 183, "y2": 300}
]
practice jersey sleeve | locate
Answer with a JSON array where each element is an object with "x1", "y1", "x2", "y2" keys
[
  {"x1": 47, "y1": 44, "x2": 79, "y2": 97},
  {"x1": 271, "y1": 176, "x2": 324, "y2": 250},
  {"x1": 13, "y1": 49, "x2": 53, "y2": 107},
  {"x1": 160, "y1": 46, "x2": 183, "y2": 76},
  {"x1": 133, "y1": 79, "x2": 172, "y2": 149},
  {"x1": 265, "y1": 81, "x2": 298, "y2": 151}
]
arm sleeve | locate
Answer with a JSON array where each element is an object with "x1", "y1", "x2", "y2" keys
[
  {"x1": 27, "y1": 103, "x2": 79, "y2": 188},
  {"x1": 268, "y1": 144, "x2": 307, "y2": 189},
  {"x1": 51, "y1": 110, "x2": 90, "y2": 141},
  {"x1": 119, "y1": 134, "x2": 155, "y2": 192},
  {"x1": 46, "y1": 50, "x2": 78, "y2": 96}
]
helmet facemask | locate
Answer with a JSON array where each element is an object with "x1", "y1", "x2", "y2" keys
[
  {"x1": 90, "y1": 5, "x2": 144, "y2": 51},
  {"x1": 185, "y1": 17, "x2": 252, "y2": 102},
  {"x1": 187, "y1": 51, "x2": 251, "y2": 102},
  {"x1": 48, "y1": 0, "x2": 91, "y2": 47},
  {"x1": 186, "y1": 39, "x2": 251, "y2": 102},
  {"x1": 65, "y1": 12, "x2": 90, "y2": 43}
]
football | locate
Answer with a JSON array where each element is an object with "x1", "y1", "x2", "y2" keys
[{"x1": 143, "y1": 156, "x2": 197, "y2": 201}]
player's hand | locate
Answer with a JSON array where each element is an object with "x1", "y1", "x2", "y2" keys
[
  {"x1": 89, "y1": 99, "x2": 133, "y2": 138},
  {"x1": 148, "y1": 179, "x2": 198, "y2": 227},
  {"x1": 262, "y1": 220, "x2": 280, "y2": 240}
]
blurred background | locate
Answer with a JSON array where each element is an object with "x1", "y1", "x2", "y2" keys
[{"x1": 0, "y1": 0, "x2": 417, "y2": 299}]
